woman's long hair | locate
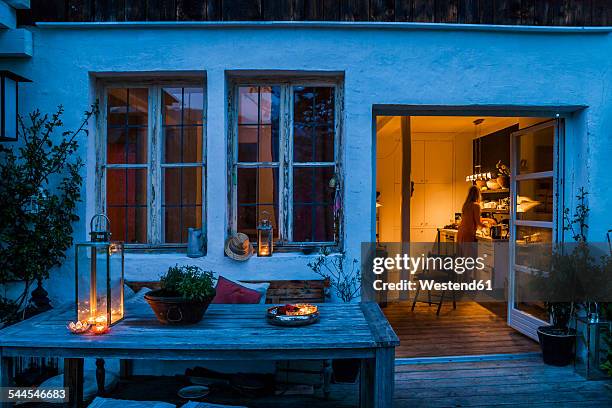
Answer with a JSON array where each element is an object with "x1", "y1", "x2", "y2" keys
[{"x1": 462, "y1": 185, "x2": 481, "y2": 214}]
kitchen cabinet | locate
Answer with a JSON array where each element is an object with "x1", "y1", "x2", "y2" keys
[
  {"x1": 411, "y1": 140, "x2": 425, "y2": 183},
  {"x1": 410, "y1": 228, "x2": 438, "y2": 243},
  {"x1": 425, "y1": 140, "x2": 453, "y2": 183},
  {"x1": 411, "y1": 139, "x2": 454, "y2": 242}
]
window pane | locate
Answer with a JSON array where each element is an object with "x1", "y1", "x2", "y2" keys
[
  {"x1": 293, "y1": 166, "x2": 336, "y2": 242},
  {"x1": 238, "y1": 126, "x2": 258, "y2": 162},
  {"x1": 294, "y1": 124, "x2": 334, "y2": 163},
  {"x1": 164, "y1": 126, "x2": 203, "y2": 163},
  {"x1": 107, "y1": 88, "x2": 127, "y2": 127},
  {"x1": 293, "y1": 167, "x2": 335, "y2": 204},
  {"x1": 237, "y1": 167, "x2": 279, "y2": 241},
  {"x1": 294, "y1": 86, "x2": 334, "y2": 125},
  {"x1": 108, "y1": 88, "x2": 148, "y2": 127},
  {"x1": 517, "y1": 178, "x2": 554, "y2": 222},
  {"x1": 237, "y1": 167, "x2": 278, "y2": 206},
  {"x1": 163, "y1": 88, "x2": 182, "y2": 126},
  {"x1": 107, "y1": 128, "x2": 147, "y2": 165},
  {"x1": 163, "y1": 167, "x2": 203, "y2": 244},
  {"x1": 238, "y1": 86, "x2": 280, "y2": 163},
  {"x1": 184, "y1": 87, "x2": 204, "y2": 125},
  {"x1": 238, "y1": 86, "x2": 280, "y2": 125},
  {"x1": 163, "y1": 87, "x2": 204, "y2": 126},
  {"x1": 293, "y1": 205, "x2": 335, "y2": 242},
  {"x1": 238, "y1": 87, "x2": 259, "y2": 124},
  {"x1": 518, "y1": 125, "x2": 554, "y2": 174},
  {"x1": 128, "y1": 88, "x2": 149, "y2": 126},
  {"x1": 294, "y1": 87, "x2": 335, "y2": 163},
  {"x1": 106, "y1": 168, "x2": 147, "y2": 243},
  {"x1": 238, "y1": 125, "x2": 279, "y2": 163}
]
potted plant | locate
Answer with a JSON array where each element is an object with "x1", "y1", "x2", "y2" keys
[
  {"x1": 145, "y1": 265, "x2": 216, "y2": 325},
  {"x1": 308, "y1": 248, "x2": 361, "y2": 383},
  {"x1": 535, "y1": 188, "x2": 591, "y2": 366},
  {"x1": 495, "y1": 160, "x2": 510, "y2": 188}
]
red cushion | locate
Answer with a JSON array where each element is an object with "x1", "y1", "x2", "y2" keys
[{"x1": 212, "y1": 276, "x2": 262, "y2": 304}]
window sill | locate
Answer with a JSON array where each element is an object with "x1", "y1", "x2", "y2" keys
[{"x1": 122, "y1": 251, "x2": 342, "y2": 282}]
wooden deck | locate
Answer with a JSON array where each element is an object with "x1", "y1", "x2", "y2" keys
[
  {"x1": 393, "y1": 356, "x2": 612, "y2": 407},
  {"x1": 383, "y1": 301, "x2": 540, "y2": 358}
]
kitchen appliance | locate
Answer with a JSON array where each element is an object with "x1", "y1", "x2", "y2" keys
[{"x1": 490, "y1": 224, "x2": 508, "y2": 240}]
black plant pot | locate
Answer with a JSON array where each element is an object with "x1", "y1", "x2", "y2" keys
[
  {"x1": 145, "y1": 289, "x2": 215, "y2": 325},
  {"x1": 537, "y1": 326, "x2": 576, "y2": 367},
  {"x1": 332, "y1": 359, "x2": 361, "y2": 383}
]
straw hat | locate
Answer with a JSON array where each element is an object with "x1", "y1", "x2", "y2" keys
[{"x1": 224, "y1": 232, "x2": 254, "y2": 261}]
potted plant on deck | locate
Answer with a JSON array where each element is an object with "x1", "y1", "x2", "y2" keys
[
  {"x1": 308, "y1": 248, "x2": 361, "y2": 383},
  {"x1": 145, "y1": 265, "x2": 216, "y2": 325},
  {"x1": 535, "y1": 188, "x2": 592, "y2": 366}
]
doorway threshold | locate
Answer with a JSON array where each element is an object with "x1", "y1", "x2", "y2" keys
[{"x1": 395, "y1": 352, "x2": 541, "y2": 365}]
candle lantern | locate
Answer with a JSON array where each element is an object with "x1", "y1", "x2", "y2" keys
[
  {"x1": 75, "y1": 214, "x2": 124, "y2": 330},
  {"x1": 256, "y1": 212, "x2": 273, "y2": 257}
]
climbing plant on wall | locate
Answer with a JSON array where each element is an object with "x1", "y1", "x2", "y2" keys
[{"x1": 0, "y1": 104, "x2": 98, "y2": 325}]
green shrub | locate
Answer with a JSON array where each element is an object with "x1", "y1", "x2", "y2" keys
[{"x1": 160, "y1": 265, "x2": 216, "y2": 302}]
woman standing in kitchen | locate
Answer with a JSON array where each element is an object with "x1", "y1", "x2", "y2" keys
[
  {"x1": 456, "y1": 186, "x2": 494, "y2": 277},
  {"x1": 458, "y1": 185, "x2": 495, "y2": 244}
]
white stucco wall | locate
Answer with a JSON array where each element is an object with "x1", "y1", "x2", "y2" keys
[{"x1": 2, "y1": 23, "x2": 612, "y2": 307}]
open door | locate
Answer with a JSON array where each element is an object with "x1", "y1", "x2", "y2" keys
[{"x1": 508, "y1": 120, "x2": 563, "y2": 340}]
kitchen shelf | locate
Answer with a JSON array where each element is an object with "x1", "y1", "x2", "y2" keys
[
  {"x1": 481, "y1": 188, "x2": 509, "y2": 194},
  {"x1": 482, "y1": 209, "x2": 510, "y2": 213}
]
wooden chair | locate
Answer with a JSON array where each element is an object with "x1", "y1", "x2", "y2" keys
[{"x1": 411, "y1": 253, "x2": 457, "y2": 316}]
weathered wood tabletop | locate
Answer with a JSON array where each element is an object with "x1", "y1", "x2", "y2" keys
[{"x1": 0, "y1": 302, "x2": 398, "y2": 408}]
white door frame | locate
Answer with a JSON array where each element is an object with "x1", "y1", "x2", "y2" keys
[{"x1": 507, "y1": 119, "x2": 565, "y2": 340}]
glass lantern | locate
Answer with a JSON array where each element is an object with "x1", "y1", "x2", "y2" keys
[
  {"x1": 75, "y1": 214, "x2": 124, "y2": 329},
  {"x1": 257, "y1": 212, "x2": 273, "y2": 257}
]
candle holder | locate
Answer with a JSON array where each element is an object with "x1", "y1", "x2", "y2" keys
[{"x1": 75, "y1": 214, "x2": 124, "y2": 329}]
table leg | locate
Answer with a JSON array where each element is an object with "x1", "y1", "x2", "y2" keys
[
  {"x1": 119, "y1": 359, "x2": 132, "y2": 380},
  {"x1": 96, "y1": 358, "x2": 105, "y2": 395},
  {"x1": 1, "y1": 353, "x2": 14, "y2": 408},
  {"x1": 322, "y1": 359, "x2": 332, "y2": 399},
  {"x1": 64, "y1": 358, "x2": 84, "y2": 408},
  {"x1": 360, "y1": 348, "x2": 395, "y2": 408}
]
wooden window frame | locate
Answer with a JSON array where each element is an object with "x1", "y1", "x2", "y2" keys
[
  {"x1": 96, "y1": 77, "x2": 207, "y2": 249},
  {"x1": 227, "y1": 77, "x2": 344, "y2": 251}
]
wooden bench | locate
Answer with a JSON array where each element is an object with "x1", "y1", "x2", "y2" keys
[{"x1": 126, "y1": 278, "x2": 329, "y2": 304}]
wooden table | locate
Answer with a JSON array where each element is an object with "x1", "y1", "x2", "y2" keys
[{"x1": 0, "y1": 302, "x2": 398, "y2": 408}]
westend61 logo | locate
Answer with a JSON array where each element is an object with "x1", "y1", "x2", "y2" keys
[{"x1": 371, "y1": 253, "x2": 493, "y2": 292}]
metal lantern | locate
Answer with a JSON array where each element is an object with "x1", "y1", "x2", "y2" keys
[
  {"x1": 257, "y1": 212, "x2": 273, "y2": 257},
  {"x1": 75, "y1": 214, "x2": 124, "y2": 331}
]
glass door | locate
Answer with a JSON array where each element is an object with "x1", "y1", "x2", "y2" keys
[{"x1": 508, "y1": 120, "x2": 563, "y2": 340}]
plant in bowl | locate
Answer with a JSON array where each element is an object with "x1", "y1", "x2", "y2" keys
[{"x1": 145, "y1": 265, "x2": 216, "y2": 325}]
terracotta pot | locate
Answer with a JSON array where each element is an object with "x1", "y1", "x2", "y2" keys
[
  {"x1": 145, "y1": 289, "x2": 215, "y2": 325},
  {"x1": 497, "y1": 175, "x2": 510, "y2": 188}
]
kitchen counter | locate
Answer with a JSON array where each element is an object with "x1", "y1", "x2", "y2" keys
[
  {"x1": 437, "y1": 228, "x2": 509, "y2": 291},
  {"x1": 438, "y1": 228, "x2": 509, "y2": 242}
]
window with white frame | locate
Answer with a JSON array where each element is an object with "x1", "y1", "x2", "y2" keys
[
  {"x1": 100, "y1": 80, "x2": 205, "y2": 246},
  {"x1": 229, "y1": 79, "x2": 343, "y2": 249}
]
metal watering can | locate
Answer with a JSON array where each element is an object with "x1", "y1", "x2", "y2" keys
[{"x1": 187, "y1": 228, "x2": 205, "y2": 258}]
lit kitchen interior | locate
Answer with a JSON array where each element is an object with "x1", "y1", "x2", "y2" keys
[{"x1": 376, "y1": 115, "x2": 555, "y2": 357}]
